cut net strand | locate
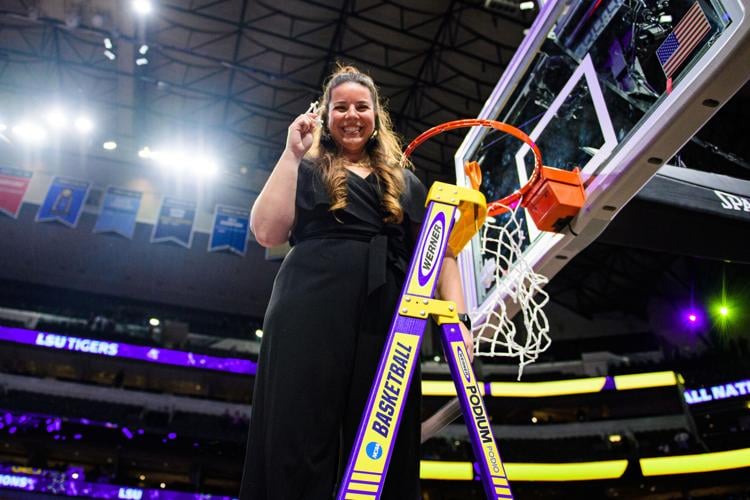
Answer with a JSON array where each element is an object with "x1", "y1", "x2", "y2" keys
[{"x1": 472, "y1": 202, "x2": 551, "y2": 379}]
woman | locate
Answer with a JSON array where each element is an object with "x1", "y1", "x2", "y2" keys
[{"x1": 242, "y1": 65, "x2": 472, "y2": 499}]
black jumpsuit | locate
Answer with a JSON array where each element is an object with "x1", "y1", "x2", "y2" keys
[{"x1": 241, "y1": 160, "x2": 427, "y2": 500}]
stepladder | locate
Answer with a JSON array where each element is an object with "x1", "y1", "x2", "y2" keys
[{"x1": 336, "y1": 182, "x2": 513, "y2": 500}]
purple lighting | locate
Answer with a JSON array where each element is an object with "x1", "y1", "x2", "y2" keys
[
  {"x1": 0, "y1": 463, "x2": 237, "y2": 499},
  {"x1": 681, "y1": 307, "x2": 704, "y2": 329},
  {"x1": 0, "y1": 325, "x2": 256, "y2": 375},
  {"x1": 121, "y1": 428, "x2": 133, "y2": 440}
]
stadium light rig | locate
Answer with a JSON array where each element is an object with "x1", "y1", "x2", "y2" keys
[
  {"x1": 103, "y1": 37, "x2": 116, "y2": 60},
  {"x1": 144, "y1": 148, "x2": 220, "y2": 178},
  {"x1": 12, "y1": 121, "x2": 47, "y2": 145},
  {"x1": 711, "y1": 300, "x2": 733, "y2": 324},
  {"x1": 132, "y1": 0, "x2": 153, "y2": 15},
  {"x1": 74, "y1": 116, "x2": 94, "y2": 134},
  {"x1": 45, "y1": 108, "x2": 67, "y2": 129},
  {"x1": 682, "y1": 307, "x2": 704, "y2": 329}
]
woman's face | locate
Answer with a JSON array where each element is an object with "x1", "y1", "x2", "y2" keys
[{"x1": 327, "y1": 81, "x2": 376, "y2": 159}]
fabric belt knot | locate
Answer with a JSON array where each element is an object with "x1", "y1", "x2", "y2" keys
[
  {"x1": 293, "y1": 231, "x2": 407, "y2": 296},
  {"x1": 367, "y1": 234, "x2": 407, "y2": 295}
]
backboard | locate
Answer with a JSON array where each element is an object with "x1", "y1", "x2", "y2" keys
[{"x1": 456, "y1": 0, "x2": 750, "y2": 321}]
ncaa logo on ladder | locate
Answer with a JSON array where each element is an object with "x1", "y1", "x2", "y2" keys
[{"x1": 365, "y1": 441, "x2": 383, "y2": 460}]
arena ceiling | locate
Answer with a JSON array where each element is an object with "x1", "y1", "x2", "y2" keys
[{"x1": 0, "y1": 0, "x2": 532, "y2": 188}]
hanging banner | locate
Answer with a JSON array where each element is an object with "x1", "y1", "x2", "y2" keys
[
  {"x1": 0, "y1": 166, "x2": 32, "y2": 218},
  {"x1": 35, "y1": 176, "x2": 90, "y2": 228},
  {"x1": 93, "y1": 186, "x2": 142, "y2": 239},
  {"x1": 151, "y1": 196, "x2": 196, "y2": 248},
  {"x1": 208, "y1": 204, "x2": 250, "y2": 256}
]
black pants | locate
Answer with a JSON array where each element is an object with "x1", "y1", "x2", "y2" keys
[{"x1": 240, "y1": 240, "x2": 421, "y2": 500}]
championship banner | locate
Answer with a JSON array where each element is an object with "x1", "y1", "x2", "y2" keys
[
  {"x1": 0, "y1": 166, "x2": 32, "y2": 219},
  {"x1": 208, "y1": 204, "x2": 250, "y2": 256},
  {"x1": 93, "y1": 186, "x2": 142, "y2": 239},
  {"x1": 35, "y1": 176, "x2": 90, "y2": 228},
  {"x1": 151, "y1": 196, "x2": 196, "y2": 248}
]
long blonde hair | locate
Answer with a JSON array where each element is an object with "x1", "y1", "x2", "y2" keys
[{"x1": 307, "y1": 65, "x2": 411, "y2": 224}]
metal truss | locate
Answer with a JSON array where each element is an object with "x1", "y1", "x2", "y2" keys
[{"x1": 0, "y1": 0, "x2": 530, "y2": 184}]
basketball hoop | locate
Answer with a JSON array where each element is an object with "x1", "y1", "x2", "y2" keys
[{"x1": 404, "y1": 119, "x2": 585, "y2": 378}]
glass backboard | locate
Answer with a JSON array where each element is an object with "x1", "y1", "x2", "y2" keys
[{"x1": 457, "y1": 0, "x2": 750, "y2": 319}]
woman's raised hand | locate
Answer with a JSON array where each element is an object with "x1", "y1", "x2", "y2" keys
[{"x1": 286, "y1": 113, "x2": 319, "y2": 160}]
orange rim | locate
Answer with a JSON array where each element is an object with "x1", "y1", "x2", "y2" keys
[{"x1": 403, "y1": 119, "x2": 543, "y2": 217}]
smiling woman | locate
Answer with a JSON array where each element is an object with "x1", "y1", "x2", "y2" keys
[
  {"x1": 327, "y1": 82, "x2": 376, "y2": 161},
  {"x1": 242, "y1": 64, "x2": 472, "y2": 500}
]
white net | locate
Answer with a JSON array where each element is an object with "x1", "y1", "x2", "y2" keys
[{"x1": 472, "y1": 202, "x2": 551, "y2": 379}]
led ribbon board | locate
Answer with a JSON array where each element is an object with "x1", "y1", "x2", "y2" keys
[
  {"x1": 0, "y1": 326, "x2": 256, "y2": 375},
  {"x1": 337, "y1": 183, "x2": 511, "y2": 500},
  {"x1": 683, "y1": 379, "x2": 750, "y2": 404}
]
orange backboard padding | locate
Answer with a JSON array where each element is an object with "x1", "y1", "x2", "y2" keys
[{"x1": 522, "y1": 166, "x2": 586, "y2": 232}]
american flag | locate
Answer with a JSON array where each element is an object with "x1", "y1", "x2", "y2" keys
[{"x1": 656, "y1": 2, "x2": 712, "y2": 79}]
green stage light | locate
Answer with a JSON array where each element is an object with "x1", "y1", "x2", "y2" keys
[{"x1": 710, "y1": 299, "x2": 733, "y2": 323}]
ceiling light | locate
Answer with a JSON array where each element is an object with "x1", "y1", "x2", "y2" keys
[
  {"x1": 139, "y1": 44, "x2": 149, "y2": 55},
  {"x1": 132, "y1": 0, "x2": 153, "y2": 15},
  {"x1": 104, "y1": 37, "x2": 113, "y2": 49},
  {"x1": 45, "y1": 108, "x2": 67, "y2": 129},
  {"x1": 609, "y1": 434, "x2": 622, "y2": 443},
  {"x1": 102, "y1": 141, "x2": 117, "y2": 150},
  {"x1": 159, "y1": 483, "x2": 166, "y2": 489},
  {"x1": 255, "y1": 329, "x2": 263, "y2": 338},
  {"x1": 191, "y1": 156, "x2": 219, "y2": 177},
  {"x1": 74, "y1": 116, "x2": 93, "y2": 134},
  {"x1": 149, "y1": 318, "x2": 160, "y2": 327},
  {"x1": 148, "y1": 149, "x2": 219, "y2": 178},
  {"x1": 135, "y1": 57, "x2": 149, "y2": 66},
  {"x1": 103, "y1": 49, "x2": 116, "y2": 61},
  {"x1": 138, "y1": 146, "x2": 152, "y2": 159},
  {"x1": 71, "y1": 473, "x2": 79, "y2": 479},
  {"x1": 139, "y1": 474, "x2": 146, "y2": 481},
  {"x1": 519, "y1": 1, "x2": 535, "y2": 10},
  {"x1": 12, "y1": 122, "x2": 47, "y2": 144}
]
